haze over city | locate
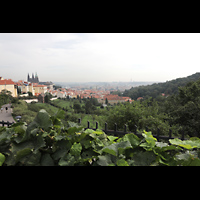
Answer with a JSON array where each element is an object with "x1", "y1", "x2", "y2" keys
[{"x1": 0, "y1": 33, "x2": 200, "y2": 83}]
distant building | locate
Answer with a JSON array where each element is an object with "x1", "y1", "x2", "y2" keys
[
  {"x1": 20, "y1": 81, "x2": 35, "y2": 96},
  {"x1": 98, "y1": 94, "x2": 132, "y2": 105},
  {"x1": 137, "y1": 97, "x2": 143, "y2": 101},
  {"x1": 33, "y1": 84, "x2": 47, "y2": 96},
  {"x1": 27, "y1": 72, "x2": 39, "y2": 83},
  {"x1": 0, "y1": 77, "x2": 18, "y2": 97},
  {"x1": 57, "y1": 91, "x2": 66, "y2": 98},
  {"x1": 39, "y1": 81, "x2": 54, "y2": 90}
]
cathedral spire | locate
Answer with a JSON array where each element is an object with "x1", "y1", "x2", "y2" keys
[
  {"x1": 35, "y1": 72, "x2": 39, "y2": 83},
  {"x1": 27, "y1": 73, "x2": 30, "y2": 82}
]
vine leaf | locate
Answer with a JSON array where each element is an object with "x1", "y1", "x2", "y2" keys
[
  {"x1": 0, "y1": 153, "x2": 5, "y2": 166},
  {"x1": 34, "y1": 109, "x2": 52, "y2": 130},
  {"x1": 41, "y1": 154, "x2": 54, "y2": 166},
  {"x1": 97, "y1": 155, "x2": 114, "y2": 166},
  {"x1": 70, "y1": 142, "x2": 82, "y2": 157},
  {"x1": 169, "y1": 137, "x2": 200, "y2": 150}
]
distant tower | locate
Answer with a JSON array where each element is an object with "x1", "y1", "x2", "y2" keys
[
  {"x1": 32, "y1": 73, "x2": 35, "y2": 82},
  {"x1": 35, "y1": 72, "x2": 39, "y2": 83},
  {"x1": 27, "y1": 73, "x2": 30, "y2": 82}
]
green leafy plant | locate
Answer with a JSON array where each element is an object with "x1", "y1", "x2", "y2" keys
[{"x1": 1, "y1": 109, "x2": 200, "y2": 166}]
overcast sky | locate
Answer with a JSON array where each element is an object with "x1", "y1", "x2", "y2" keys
[{"x1": 0, "y1": 33, "x2": 200, "y2": 83}]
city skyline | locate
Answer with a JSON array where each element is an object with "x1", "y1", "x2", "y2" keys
[{"x1": 1, "y1": 33, "x2": 200, "y2": 82}]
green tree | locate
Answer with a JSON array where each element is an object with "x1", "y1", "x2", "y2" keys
[
  {"x1": 0, "y1": 90, "x2": 13, "y2": 107},
  {"x1": 164, "y1": 79, "x2": 200, "y2": 137},
  {"x1": 105, "y1": 99, "x2": 172, "y2": 136},
  {"x1": 44, "y1": 93, "x2": 52, "y2": 103},
  {"x1": 17, "y1": 86, "x2": 21, "y2": 95},
  {"x1": 73, "y1": 103, "x2": 82, "y2": 113},
  {"x1": 122, "y1": 72, "x2": 200, "y2": 100},
  {"x1": 85, "y1": 100, "x2": 92, "y2": 114},
  {"x1": 28, "y1": 91, "x2": 33, "y2": 97}
]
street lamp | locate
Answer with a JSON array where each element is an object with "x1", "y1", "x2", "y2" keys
[{"x1": 15, "y1": 116, "x2": 21, "y2": 122}]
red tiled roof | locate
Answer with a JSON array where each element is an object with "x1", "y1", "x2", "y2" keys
[
  {"x1": 137, "y1": 97, "x2": 143, "y2": 100},
  {"x1": 0, "y1": 79, "x2": 15, "y2": 85},
  {"x1": 35, "y1": 93, "x2": 41, "y2": 96},
  {"x1": 122, "y1": 97, "x2": 132, "y2": 101},
  {"x1": 58, "y1": 91, "x2": 65, "y2": 94},
  {"x1": 93, "y1": 95, "x2": 101, "y2": 99},
  {"x1": 15, "y1": 82, "x2": 22, "y2": 86},
  {"x1": 34, "y1": 84, "x2": 46, "y2": 87},
  {"x1": 102, "y1": 95, "x2": 132, "y2": 101}
]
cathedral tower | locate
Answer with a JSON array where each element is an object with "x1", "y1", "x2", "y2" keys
[
  {"x1": 35, "y1": 72, "x2": 39, "y2": 83},
  {"x1": 27, "y1": 73, "x2": 30, "y2": 82},
  {"x1": 32, "y1": 73, "x2": 35, "y2": 81},
  {"x1": 27, "y1": 72, "x2": 39, "y2": 83}
]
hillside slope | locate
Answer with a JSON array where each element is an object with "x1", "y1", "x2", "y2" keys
[{"x1": 123, "y1": 72, "x2": 200, "y2": 100}]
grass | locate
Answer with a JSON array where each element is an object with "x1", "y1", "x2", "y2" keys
[
  {"x1": 52, "y1": 99, "x2": 72, "y2": 108},
  {"x1": 76, "y1": 114, "x2": 105, "y2": 130},
  {"x1": 52, "y1": 99, "x2": 85, "y2": 109},
  {"x1": 33, "y1": 103, "x2": 59, "y2": 116},
  {"x1": 50, "y1": 99, "x2": 107, "y2": 129},
  {"x1": 12, "y1": 99, "x2": 107, "y2": 129},
  {"x1": 12, "y1": 100, "x2": 59, "y2": 124}
]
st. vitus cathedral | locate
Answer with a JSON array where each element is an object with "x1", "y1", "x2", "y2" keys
[{"x1": 27, "y1": 72, "x2": 39, "y2": 83}]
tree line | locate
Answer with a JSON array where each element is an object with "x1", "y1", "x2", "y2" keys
[{"x1": 121, "y1": 72, "x2": 200, "y2": 100}]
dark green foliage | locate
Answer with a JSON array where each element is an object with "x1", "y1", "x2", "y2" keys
[
  {"x1": 163, "y1": 79, "x2": 200, "y2": 137},
  {"x1": 0, "y1": 90, "x2": 14, "y2": 107},
  {"x1": 1, "y1": 108, "x2": 200, "y2": 166},
  {"x1": 123, "y1": 72, "x2": 200, "y2": 100},
  {"x1": 44, "y1": 93, "x2": 52, "y2": 103},
  {"x1": 73, "y1": 102, "x2": 82, "y2": 113},
  {"x1": 104, "y1": 100, "x2": 174, "y2": 136},
  {"x1": 28, "y1": 92, "x2": 33, "y2": 97},
  {"x1": 83, "y1": 98, "x2": 100, "y2": 114},
  {"x1": 105, "y1": 98, "x2": 108, "y2": 105}
]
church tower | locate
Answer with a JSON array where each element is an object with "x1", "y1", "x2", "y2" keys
[
  {"x1": 27, "y1": 73, "x2": 30, "y2": 82},
  {"x1": 32, "y1": 73, "x2": 35, "y2": 82},
  {"x1": 35, "y1": 72, "x2": 39, "y2": 83}
]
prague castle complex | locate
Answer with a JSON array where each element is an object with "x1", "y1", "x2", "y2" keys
[
  {"x1": 27, "y1": 72, "x2": 39, "y2": 83},
  {"x1": 0, "y1": 72, "x2": 54, "y2": 98}
]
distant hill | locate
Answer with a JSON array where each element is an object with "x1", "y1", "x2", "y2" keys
[{"x1": 123, "y1": 72, "x2": 200, "y2": 100}]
